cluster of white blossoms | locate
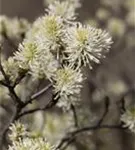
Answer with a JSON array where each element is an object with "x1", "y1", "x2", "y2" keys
[
  {"x1": 9, "y1": 121, "x2": 28, "y2": 142},
  {"x1": 6, "y1": 0, "x2": 112, "y2": 109},
  {"x1": 8, "y1": 138, "x2": 53, "y2": 150},
  {"x1": 15, "y1": 39, "x2": 38, "y2": 70},
  {"x1": 53, "y1": 66, "x2": 83, "y2": 108},
  {"x1": 8, "y1": 122, "x2": 54, "y2": 150},
  {"x1": 30, "y1": 50, "x2": 59, "y2": 79},
  {"x1": 121, "y1": 107, "x2": 135, "y2": 133},
  {"x1": 63, "y1": 23, "x2": 112, "y2": 69},
  {"x1": 2, "y1": 57, "x2": 20, "y2": 83},
  {"x1": 0, "y1": 16, "x2": 30, "y2": 40},
  {"x1": 35, "y1": 15, "x2": 64, "y2": 56},
  {"x1": 0, "y1": 46, "x2": 21, "y2": 83}
]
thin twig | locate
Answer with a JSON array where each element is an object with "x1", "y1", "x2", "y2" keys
[
  {"x1": 55, "y1": 124, "x2": 124, "y2": 150},
  {"x1": 31, "y1": 83, "x2": 52, "y2": 101},
  {"x1": 16, "y1": 93, "x2": 59, "y2": 119},
  {"x1": 0, "y1": 50, "x2": 23, "y2": 105},
  {"x1": 70, "y1": 124, "x2": 124, "y2": 135},
  {"x1": 0, "y1": 80, "x2": 8, "y2": 86},
  {"x1": 22, "y1": 83, "x2": 53, "y2": 108},
  {"x1": 70, "y1": 104, "x2": 78, "y2": 128},
  {"x1": 57, "y1": 136, "x2": 75, "y2": 150},
  {"x1": 121, "y1": 97, "x2": 126, "y2": 113},
  {"x1": 0, "y1": 58, "x2": 10, "y2": 85},
  {"x1": 8, "y1": 86, "x2": 24, "y2": 105},
  {"x1": 55, "y1": 97, "x2": 119, "y2": 150},
  {"x1": 1, "y1": 99, "x2": 25, "y2": 148},
  {"x1": 12, "y1": 70, "x2": 27, "y2": 88}
]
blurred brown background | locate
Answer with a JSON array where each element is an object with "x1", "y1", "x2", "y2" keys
[{"x1": 0, "y1": 0, "x2": 135, "y2": 150}]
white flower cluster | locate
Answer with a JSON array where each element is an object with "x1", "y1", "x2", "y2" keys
[
  {"x1": 8, "y1": 122, "x2": 54, "y2": 150},
  {"x1": 8, "y1": 138, "x2": 54, "y2": 150},
  {"x1": 9, "y1": 121, "x2": 28, "y2": 142},
  {"x1": 63, "y1": 23, "x2": 112, "y2": 69},
  {"x1": 35, "y1": 15, "x2": 64, "y2": 57},
  {"x1": 2, "y1": 57, "x2": 20, "y2": 83},
  {"x1": 13, "y1": 0, "x2": 112, "y2": 109},
  {"x1": 0, "y1": 46, "x2": 21, "y2": 83},
  {"x1": 14, "y1": 15, "x2": 62, "y2": 80},
  {"x1": 53, "y1": 66, "x2": 83, "y2": 109},
  {"x1": 15, "y1": 39, "x2": 38, "y2": 70},
  {"x1": 121, "y1": 107, "x2": 135, "y2": 133},
  {"x1": 0, "y1": 16, "x2": 30, "y2": 39}
]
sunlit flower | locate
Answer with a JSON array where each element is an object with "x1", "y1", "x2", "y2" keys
[
  {"x1": 14, "y1": 15, "x2": 62, "y2": 79},
  {"x1": 121, "y1": 107, "x2": 135, "y2": 133},
  {"x1": 30, "y1": 50, "x2": 59, "y2": 79},
  {"x1": 53, "y1": 65, "x2": 83, "y2": 109},
  {"x1": 8, "y1": 137, "x2": 54, "y2": 150},
  {"x1": 14, "y1": 39, "x2": 38, "y2": 70},
  {"x1": 9, "y1": 121, "x2": 28, "y2": 142},
  {"x1": 2, "y1": 57, "x2": 20, "y2": 83},
  {"x1": 63, "y1": 23, "x2": 112, "y2": 69},
  {"x1": 8, "y1": 122, "x2": 54, "y2": 150},
  {"x1": 36, "y1": 15, "x2": 64, "y2": 53}
]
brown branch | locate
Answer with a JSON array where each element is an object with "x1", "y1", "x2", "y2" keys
[
  {"x1": 1, "y1": 84, "x2": 54, "y2": 148},
  {"x1": 0, "y1": 60, "x2": 10, "y2": 85},
  {"x1": 55, "y1": 97, "x2": 122, "y2": 150},
  {"x1": 61, "y1": 138, "x2": 75, "y2": 150},
  {"x1": 120, "y1": 97, "x2": 126, "y2": 113},
  {"x1": 1, "y1": 99, "x2": 25, "y2": 148},
  {"x1": 0, "y1": 51, "x2": 23, "y2": 105},
  {"x1": 0, "y1": 80, "x2": 8, "y2": 86},
  {"x1": 21, "y1": 83, "x2": 53, "y2": 109},
  {"x1": 16, "y1": 93, "x2": 59, "y2": 120},
  {"x1": 8, "y1": 86, "x2": 24, "y2": 105},
  {"x1": 12, "y1": 70, "x2": 27, "y2": 88},
  {"x1": 55, "y1": 124, "x2": 125, "y2": 150}
]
